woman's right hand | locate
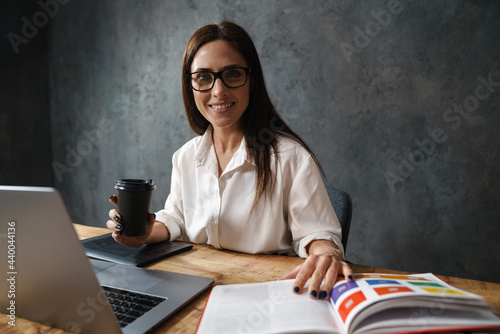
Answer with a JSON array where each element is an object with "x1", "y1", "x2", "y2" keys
[{"x1": 106, "y1": 195, "x2": 155, "y2": 248}]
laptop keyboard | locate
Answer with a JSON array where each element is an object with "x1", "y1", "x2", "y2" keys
[{"x1": 102, "y1": 286, "x2": 167, "y2": 327}]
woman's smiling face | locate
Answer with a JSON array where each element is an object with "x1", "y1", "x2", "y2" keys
[{"x1": 190, "y1": 39, "x2": 251, "y2": 133}]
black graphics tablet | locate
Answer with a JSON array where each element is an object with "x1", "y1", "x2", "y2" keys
[{"x1": 82, "y1": 233, "x2": 193, "y2": 267}]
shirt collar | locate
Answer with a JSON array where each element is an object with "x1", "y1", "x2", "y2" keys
[
  {"x1": 232, "y1": 135, "x2": 254, "y2": 167},
  {"x1": 194, "y1": 126, "x2": 214, "y2": 167}
]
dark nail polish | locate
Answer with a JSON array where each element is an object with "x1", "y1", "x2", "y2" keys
[
  {"x1": 115, "y1": 224, "x2": 122, "y2": 230},
  {"x1": 113, "y1": 215, "x2": 120, "y2": 222},
  {"x1": 319, "y1": 291, "x2": 327, "y2": 299},
  {"x1": 293, "y1": 286, "x2": 300, "y2": 293},
  {"x1": 109, "y1": 195, "x2": 114, "y2": 199},
  {"x1": 310, "y1": 290, "x2": 318, "y2": 298},
  {"x1": 348, "y1": 275, "x2": 354, "y2": 281}
]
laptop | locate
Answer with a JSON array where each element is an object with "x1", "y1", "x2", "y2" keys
[{"x1": 0, "y1": 186, "x2": 214, "y2": 333}]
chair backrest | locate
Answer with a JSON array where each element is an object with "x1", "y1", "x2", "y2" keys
[{"x1": 325, "y1": 185, "x2": 352, "y2": 253}]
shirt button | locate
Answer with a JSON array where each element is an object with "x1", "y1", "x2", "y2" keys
[{"x1": 212, "y1": 221, "x2": 216, "y2": 227}]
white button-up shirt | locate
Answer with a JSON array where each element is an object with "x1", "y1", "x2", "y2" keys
[{"x1": 155, "y1": 127, "x2": 343, "y2": 258}]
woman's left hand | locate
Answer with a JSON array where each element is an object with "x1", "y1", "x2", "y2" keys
[{"x1": 278, "y1": 239, "x2": 353, "y2": 300}]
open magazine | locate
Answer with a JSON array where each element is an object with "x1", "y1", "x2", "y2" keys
[{"x1": 196, "y1": 273, "x2": 500, "y2": 334}]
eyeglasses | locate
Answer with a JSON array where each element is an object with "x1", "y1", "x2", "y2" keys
[{"x1": 189, "y1": 67, "x2": 250, "y2": 92}]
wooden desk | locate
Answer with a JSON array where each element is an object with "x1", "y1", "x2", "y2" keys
[{"x1": 2, "y1": 224, "x2": 500, "y2": 333}]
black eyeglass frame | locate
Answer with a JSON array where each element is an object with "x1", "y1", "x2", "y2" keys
[{"x1": 188, "y1": 67, "x2": 251, "y2": 92}]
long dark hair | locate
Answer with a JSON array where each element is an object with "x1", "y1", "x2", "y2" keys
[{"x1": 181, "y1": 21, "x2": 324, "y2": 203}]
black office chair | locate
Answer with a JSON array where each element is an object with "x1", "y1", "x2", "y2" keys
[{"x1": 325, "y1": 185, "x2": 352, "y2": 254}]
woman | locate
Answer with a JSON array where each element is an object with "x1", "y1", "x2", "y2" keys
[{"x1": 107, "y1": 20, "x2": 353, "y2": 300}]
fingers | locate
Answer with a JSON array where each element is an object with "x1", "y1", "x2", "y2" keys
[
  {"x1": 106, "y1": 205, "x2": 154, "y2": 238},
  {"x1": 108, "y1": 208, "x2": 120, "y2": 221},
  {"x1": 106, "y1": 220, "x2": 122, "y2": 234},
  {"x1": 106, "y1": 218, "x2": 122, "y2": 232},
  {"x1": 107, "y1": 196, "x2": 120, "y2": 233},
  {"x1": 292, "y1": 256, "x2": 317, "y2": 295},
  {"x1": 278, "y1": 264, "x2": 302, "y2": 281},
  {"x1": 290, "y1": 256, "x2": 354, "y2": 300},
  {"x1": 105, "y1": 195, "x2": 152, "y2": 248},
  {"x1": 110, "y1": 228, "x2": 126, "y2": 243},
  {"x1": 109, "y1": 195, "x2": 118, "y2": 206},
  {"x1": 341, "y1": 261, "x2": 354, "y2": 282},
  {"x1": 107, "y1": 208, "x2": 121, "y2": 232},
  {"x1": 307, "y1": 256, "x2": 341, "y2": 300},
  {"x1": 311, "y1": 260, "x2": 354, "y2": 300}
]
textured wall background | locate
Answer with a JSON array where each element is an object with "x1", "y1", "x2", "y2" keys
[
  {"x1": 0, "y1": 1, "x2": 53, "y2": 186},
  {"x1": 2, "y1": 0, "x2": 499, "y2": 283}
]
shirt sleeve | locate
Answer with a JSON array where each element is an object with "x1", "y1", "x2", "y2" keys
[
  {"x1": 287, "y1": 154, "x2": 344, "y2": 258},
  {"x1": 154, "y1": 151, "x2": 184, "y2": 241}
]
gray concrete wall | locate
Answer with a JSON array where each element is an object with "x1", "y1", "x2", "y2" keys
[
  {"x1": 1, "y1": 1, "x2": 53, "y2": 186},
  {"x1": 3, "y1": 0, "x2": 500, "y2": 283}
]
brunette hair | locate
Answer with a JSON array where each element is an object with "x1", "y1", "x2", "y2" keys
[{"x1": 181, "y1": 20, "x2": 324, "y2": 203}]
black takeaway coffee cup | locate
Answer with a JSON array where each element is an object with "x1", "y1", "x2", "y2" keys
[{"x1": 114, "y1": 179, "x2": 156, "y2": 237}]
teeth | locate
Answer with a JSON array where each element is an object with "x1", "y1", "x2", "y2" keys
[{"x1": 212, "y1": 103, "x2": 232, "y2": 110}]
